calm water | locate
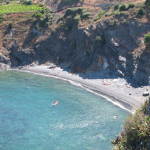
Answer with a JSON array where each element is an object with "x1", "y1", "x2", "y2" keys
[{"x1": 0, "y1": 71, "x2": 129, "y2": 150}]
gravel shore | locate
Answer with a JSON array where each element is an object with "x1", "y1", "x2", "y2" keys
[{"x1": 17, "y1": 65, "x2": 150, "y2": 112}]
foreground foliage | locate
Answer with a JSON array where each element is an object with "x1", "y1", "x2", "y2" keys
[{"x1": 112, "y1": 100, "x2": 150, "y2": 150}]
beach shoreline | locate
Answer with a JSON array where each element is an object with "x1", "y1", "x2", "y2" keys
[{"x1": 10, "y1": 64, "x2": 150, "y2": 112}]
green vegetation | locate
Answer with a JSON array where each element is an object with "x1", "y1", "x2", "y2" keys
[
  {"x1": 107, "y1": 5, "x2": 111, "y2": 10},
  {"x1": 145, "y1": 0, "x2": 150, "y2": 6},
  {"x1": 64, "y1": 7, "x2": 84, "y2": 18},
  {"x1": 119, "y1": 3, "x2": 127, "y2": 11},
  {"x1": 32, "y1": 7, "x2": 53, "y2": 27},
  {"x1": 0, "y1": 4, "x2": 43, "y2": 14},
  {"x1": 138, "y1": 8, "x2": 146, "y2": 16},
  {"x1": 8, "y1": 22, "x2": 13, "y2": 29},
  {"x1": 74, "y1": 15, "x2": 80, "y2": 23},
  {"x1": 144, "y1": 33, "x2": 150, "y2": 49},
  {"x1": 81, "y1": 8, "x2": 91, "y2": 20},
  {"x1": 95, "y1": 36, "x2": 105, "y2": 46},
  {"x1": 114, "y1": 4, "x2": 119, "y2": 10},
  {"x1": 128, "y1": 3, "x2": 135, "y2": 9},
  {"x1": 64, "y1": 7, "x2": 90, "y2": 20},
  {"x1": 0, "y1": 13, "x2": 4, "y2": 23},
  {"x1": 94, "y1": 10, "x2": 106, "y2": 22},
  {"x1": 57, "y1": 7, "x2": 91, "y2": 26},
  {"x1": 112, "y1": 100, "x2": 150, "y2": 150}
]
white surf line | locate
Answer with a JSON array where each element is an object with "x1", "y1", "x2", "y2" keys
[
  {"x1": 17, "y1": 69, "x2": 134, "y2": 113},
  {"x1": 83, "y1": 88, "x2": 134, "y2": 114}
]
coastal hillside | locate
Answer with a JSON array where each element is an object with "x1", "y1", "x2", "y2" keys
[{"x1": 1, "y1": 0, "x2": 150, "y2": 87}]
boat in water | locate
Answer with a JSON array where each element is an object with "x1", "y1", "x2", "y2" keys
[{"x1": 52, "y1": 100, "x2": 58, "y2": 106}]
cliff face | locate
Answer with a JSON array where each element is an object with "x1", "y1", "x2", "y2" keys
[
  {"x1": 4, "y1": 17, "x2": 150, "y2": 87},
  {"x1": 0, "y1": 3, "x2": 150, "y2": 87}
]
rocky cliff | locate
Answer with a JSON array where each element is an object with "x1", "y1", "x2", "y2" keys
[{"x1": 1, "y1": 2, "x2": 150, "y2": 87}]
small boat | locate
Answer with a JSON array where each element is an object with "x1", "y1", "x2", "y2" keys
[{"x1": 52, "y1": 100, "x2": 58, "y2": 106}]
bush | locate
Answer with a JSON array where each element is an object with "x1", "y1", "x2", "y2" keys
[
  {"x1": 139, "y1": 8, "x2": 146, "y2": 16},
  {"x1": 35, "y1": 12, "x2": 43, "y2": 18},
  {"x1": 8, "y1": 22, "x2": 13, "y2": 29},
  {"x1": 74, "y1": 15, "x2": 80, "y2": 23},
  {"x1": 82, "y1": 12, "x2": 91, "y2": 20},
  {"x1": 26, "y1": 0, "x2": 32, "y2": 5},
  {"x1": 120, "y1": 4, "x2": 127, "y2": 11},
  {"x1": 0, "y1": 13, "x2": 4, "y2": 23},
  {"x1": 114, "y1": 4, "x2": 119, "y2": 10},
  {"x1": 6, "y1": 1, "x2": 9, "y2": 4},
  {"x1": 121, "y1": 20, "x2": 128, "y2": 25},
  {"x1": 128, "y1": 3, "x2": 135, "y2": 9},
  {"x1": 112, "y1": 100, "x2": 150, "y2": 149},
  {"x1": 145, "y1": 0, "x2": 150, "y2": 6},
  {"x1": 40, "y1": 13, "x2": 53, "y2": 26},
  {"x1": 81, "y1": 9, "x2": 91, "y2": 20},
  {"x1": 144, "y1": 33, "x2": 150, "y2": 45},
  {"x1": 107, "y1": 5, "x2": 111, "y2": 10},
  {"x1": 94, "y1": 10, "x2": 106, "y2": 21},
  {"x1": 95, "y1": 36, "x2": 101, "y2": 42},
  {"x1": 95, "y1": 36, "x2": 105, "y2": 46}
]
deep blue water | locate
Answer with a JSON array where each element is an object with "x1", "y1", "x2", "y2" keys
[{"x1": 0, "y1": 71, "x2": 129, "y2": 150}]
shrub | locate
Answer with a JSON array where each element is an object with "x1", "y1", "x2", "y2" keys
[
  {"x1": 82, "y1": 12, "x2": 91, "y2": 20},
  {"x1": 145, "y1": 0, "x2": 150, "y2": 6},
  {"x1": 40, "y1": 13, "x2": 53, "y2": 26},
  {"x1": 139, "y1": 8, "x2": 146, "y2": 16},
  {"x1": 64, "y1": 8, "x2": 83, "y2": 18},
  {"x1": 107, "y1": 5, "x2": 111, "y2": 10},
  {"x1": 26, "y1": 0, "x2": 32, "y2": 5},
  {"x1": 81, "y1": 9, "x2": 91, "y2": 20},
  {"x1": 112, "y1": 100, "x2": 150, "y2": 149},
  {"x1": 32, "y1": 20, "x2": 37, "y2": 25},
  {"x1": 95, "y1": 36, "x2": 105, "y2": 46},
  {"x1": 8, "y1": 22, "x2": 13, "y2": 29},
  {"x1": 74, "y1": 15, "x2": 80, "y2": 23},
  {"x1": 95, "y1": 36, "x2": 101, "y2": 42},
  {"x1": 120, "y1": 4, "x2": 126, "y2": 11},
  {"x1": 68, "y1": 26, "x2": 72, "y2": 31},
  {"x1": 35, "y1": 12, "x2": 43, "y2": 18},
  {"x1": 121, "y1": 20, "x2": 128, "y2": 25},
  {"x1": 128, "y1": 3, "x2": 135, "y2": 9},
  {"x1": 0, "y1": 13, "x2": 4, "y2": 23},
  {"x1": 6, "y1": 1, "x2": 9, "y2": 4},
  {"x1": 144, "y1": 33, "x2": 150, "y2": 45},
  {"x1": 94, "y1": 10, "x2": 106, "y2": 21},
  {"x1": 114, "y1": 4, "x2": 119, "y2": 10}
]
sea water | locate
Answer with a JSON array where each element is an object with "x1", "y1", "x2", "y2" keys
[{"x1": 0, "y1": 71, "x2": 129, "y2": 150}]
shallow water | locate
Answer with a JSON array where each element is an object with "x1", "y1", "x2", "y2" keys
[{"x1": 0, "y1": 71, "x2": 129, "y2": 150}]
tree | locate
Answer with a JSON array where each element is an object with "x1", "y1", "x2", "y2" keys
[{"x1": 145, "y1": 0, "x2": 150, "y2": 6}]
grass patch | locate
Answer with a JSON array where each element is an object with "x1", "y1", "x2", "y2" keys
[{"x1": 0, "y1": 4, "x2": 43, "y2": 14}]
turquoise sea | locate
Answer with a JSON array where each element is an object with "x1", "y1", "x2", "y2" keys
[{"x1": 0, "y1": 71, "x2": 129, "y2": 150}]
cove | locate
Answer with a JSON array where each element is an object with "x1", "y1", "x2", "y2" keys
[{"x1": 0, "y1": 70, "x2": 129, "y2": 150}]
